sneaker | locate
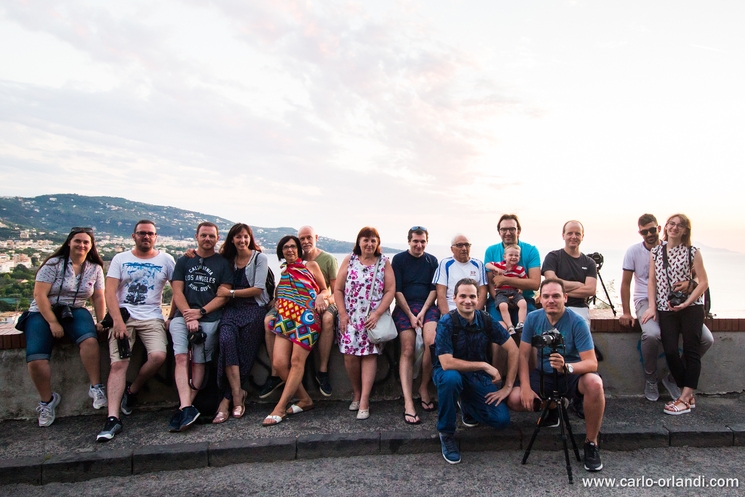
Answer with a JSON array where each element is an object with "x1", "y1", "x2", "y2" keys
[
  {"x1": 258, "y1": 376, "x2": 285, "y2": 399},
  {"x1": 644, "y1": 380, "x2": 660, "y2": 402},
  {"x1": 661, "y1": 373, "x2": 682, "y2": 400},
  {"x1": 178, "y1": 406, "x2": 200, "y2": 431},
  {"x1": 461, "y1": 412, "x2": 480, "y2": 428},
  {"x1": 316, "y1": 372, "x2": 332, "y2": 397},
  {"x1": 583, "y1": 441, "x2": 603, "y2": 472},
  {"x1": 121, "y1": 383, "x2": 137, "y2": 416},
  {"x1": 36, "y1": 392, "x2": 61, "y2": 427},
  {"x1": 168, "y1": 409, "x2": 183, "y2": 432},
  {"x1": 541, "y1": 408, "x2": 560, "y2": 427},
  {"x1": 96, "y1": 416, "x2": 123, "y2": 442},
  {"x1": 439, "y1": 433, "x2": 461, "y2": 464},
  {"x1": 89, "y1": 384, "x2": 108, "y2": 410}
]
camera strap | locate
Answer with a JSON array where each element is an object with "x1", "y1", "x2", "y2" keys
[{"x1": 188, "y1": 333, "x2": 208, "y2": 391}]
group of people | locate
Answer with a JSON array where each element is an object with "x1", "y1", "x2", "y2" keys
[{"x1": 22, "y1": 212, "x2": 711, "y2": 474}]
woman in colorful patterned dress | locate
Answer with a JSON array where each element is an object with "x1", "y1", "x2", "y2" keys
[
  {"x1": 334, "y1": 227, "x2": 395, "y2": 420},
  {"x1": 641, "y1": 214, "x2": 709, "y2": 415},
  {"x1": 212, "y1": 223, "x2": 270, "y2": 423},
  {"x1": 262, "y1": 235, "x2": 330, "y2": 426}
]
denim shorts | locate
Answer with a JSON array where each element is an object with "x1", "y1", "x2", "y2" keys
[{"x1": 25, "y1": 308, "x2": 98, "y2": 362}]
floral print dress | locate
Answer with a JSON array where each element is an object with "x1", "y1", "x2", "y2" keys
[{"x1": 338, "y1": 253, "x2": 388, "y2": 356}]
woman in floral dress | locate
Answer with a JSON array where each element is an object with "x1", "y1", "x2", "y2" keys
[{"x1": 334, "y1": 227, "x2": 395, "y2": 420}]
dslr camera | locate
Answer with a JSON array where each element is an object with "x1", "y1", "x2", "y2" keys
[
  {"x1": 52, "y1": 304, "x2": 74, "y2": 324},
  {"x1": 667, "y1": 291, "x2": 687, "y2": 307},
  {"x1": 188, "y1": 326, "x2": 207, "y2": 346},
  {"x1": 531, "y1": 328, "x2": 564, "y2": 351}
]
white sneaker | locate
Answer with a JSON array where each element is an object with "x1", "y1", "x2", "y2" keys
[
  {"x1": 37, "y1": 392, "x2": 61, "y2": 427},
  {"x1": 89, "y1": 384, "x2": 108, "y2": 410},
  {"x1": 661, "y1": 374, "x2": 682, "y2": 400},
  {"x1": 644, "y1": 381, "x2": 659, "y2": 401}
]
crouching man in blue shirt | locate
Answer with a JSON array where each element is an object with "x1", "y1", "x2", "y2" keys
[
  {"x1": 432, "y1": 278, "x2": 519, "y2": 464},
  {"x1": 506, "y1": 278, "x2": 605, "y2": 472}
]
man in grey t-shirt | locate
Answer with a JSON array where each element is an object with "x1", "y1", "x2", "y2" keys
[{"x1": 97, "y1": 220, "x2": 175, "y2": 442}]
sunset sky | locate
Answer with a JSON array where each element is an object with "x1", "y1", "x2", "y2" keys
[{"x1": 1, "y1": 1, "x2": 744, "y2": 254}]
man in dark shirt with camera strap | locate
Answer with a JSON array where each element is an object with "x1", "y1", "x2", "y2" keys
[{"x1": 507, "y1": 279, "x2": 605, "y2": 472}]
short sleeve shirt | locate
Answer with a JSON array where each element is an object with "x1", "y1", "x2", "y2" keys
[
  {"x1": 107, "y1": 250, "x2": 176, "y2": 321},
  {"x1": 432, "y1": 257, "x2": 486, "y2": 310},
  {"x1": 541, "y1": 249, "x2": 597, "y2": 308},
  {"x1": 622, "y1": 242, "x2": 652, "y2": 307},
  {"x1": 435, "y1": 310, "x2": 510, "y2": 366},
  {"x1": 29, "y1": 256, "x2": 105, "y2": 312},
  {"x1": 391, "y1": 250, "x2": 438, "y2": 304},
  {"x1": 172, "y1": 253, "x2": 233, "y2": 322},
  {"x1": 312, "y1": 251, "x2": 338, "y2": 289},
  {"x1": 484, "y1": 241, "x2": 540, "y2": 300},
  {"x1": 521, "y1": 309, "x2": 594, "y2": 374}
]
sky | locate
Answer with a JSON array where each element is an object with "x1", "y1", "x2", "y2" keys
[{"x1": 1, "y1": 0, "x2": 744, "y2": 255}]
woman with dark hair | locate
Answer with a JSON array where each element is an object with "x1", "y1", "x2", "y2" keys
[
  {"x1": 334, "y1": 227, "x2": 395, "y2": 420},
  {"x1": 25, "y1": 227, "x2": 107, "y2": 427},
  {"x1": 211, "y1": 223, "x2": 271, "y2": 423},
  {"x1": 642, "y1": 214, "x2": 709, "y2": 415},
  {"x1": 262, "y1": 235, "x2": 329, "y2": 426}
]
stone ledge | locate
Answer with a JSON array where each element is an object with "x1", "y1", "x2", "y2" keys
[
  {"x1": 296, "y1": 432, "x2": 380, "y2": 459},
  {"x1": 42, "y1": 448, "x2": 132, "y2": 484},
  {"x1": 380, "y1": 430, "x2": 439, "y2": 455},
  {"x1": 0, "y1": 455, "x2": 43, "y2": 486},
  {"x1": 666, "y1": 425, "x2": 733, "y2": 447}
]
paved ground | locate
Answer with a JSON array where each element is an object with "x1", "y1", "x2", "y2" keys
[{"x1": 1, "y1": 393, "x2": 744, "y2": 487}]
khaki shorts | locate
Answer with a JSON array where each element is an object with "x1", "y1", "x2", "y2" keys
[{"x1": 109, "y1": 319, "x2": 168, "y2": 363}]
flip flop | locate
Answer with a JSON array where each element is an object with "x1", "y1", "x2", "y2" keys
[
  {"x1": 286, "y1": 403, "x2": 315, "y2": 415},
  {"x1": 404, "y1": 412, "x2": 421, "y2": 425},
  {"x1": 262, "y1": 414, "x2": 285, "y2": 426},
  {"x1": 420, "y1": 400, "x2": 436, "y2": 412}
]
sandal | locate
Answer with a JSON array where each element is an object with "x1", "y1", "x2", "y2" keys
[
  {"x1": 212, "y1": 411, "x2": 229, "y2": 424},
  {"x1": 286, "y1": 403, "x2": 315, "y2": 415},
  {"x1": 689, "y1": 396, "x2": 696, "y2": 409},
  {"x1": 403, "y1": 412, "x2": 421, "y2": 425},
  {"x1": 232, "y1": 390, "x2": 247, "y2": 418},
  {"x1": 664, "y1": 398, "x2": 691, "y2": 415},
  {"x1": 262, "y1": 414, "x2": 286, "y2": 426},
  {"x1": 420, "y1": 400, "x2": 436, "y2": 412}
]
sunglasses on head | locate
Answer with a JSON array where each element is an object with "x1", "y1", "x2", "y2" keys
[
  {"x1": 638, "y1": 226, "x2": 658, "y2": 236},
  {"x1": 410, "y1": 225, "x2": 428, "y2": 232},
  {"x1": 70, "y1": 227, "x2": 94, "y2": 235}
]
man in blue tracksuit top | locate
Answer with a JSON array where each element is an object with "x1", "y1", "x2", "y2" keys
[{"x1": 432, "y1": 277, "x2": 519, "y2": 464}]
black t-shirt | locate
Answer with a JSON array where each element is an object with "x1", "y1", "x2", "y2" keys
[
  {"x1": 391, "y1": 250, "x2": 438, "y2": 304},
  {"x1": 172, "y1": 253, "x2": 233, "y2": 322},
  {"x1": 541, "y1": 249, "x2": 597, "y2": 308}
]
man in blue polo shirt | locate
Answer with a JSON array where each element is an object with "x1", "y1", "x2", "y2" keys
[{"x1": 432, "y1": 278, "x2": 519, "y2": 464}]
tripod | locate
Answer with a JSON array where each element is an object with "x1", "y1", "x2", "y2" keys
[
  {"x1": 587, "y1": 252, "x2": 616, "y2": 316},
  {"x1": 521, "y1": 365, "x2": 581, "y2": 484}
]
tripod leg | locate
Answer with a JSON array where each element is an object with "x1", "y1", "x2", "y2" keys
[
  {"x1": 521, "y1": 401, "x2": 552, "y2": 464},
  {"x1": 558, "y1": 402, "x2": 574, "y2": 484},
  {"x1": 597, "y1": 271, "x2": 616, "y2": 316},
  {"x1": 561, "y1": 401, "x2": 581, "y2": 461}
]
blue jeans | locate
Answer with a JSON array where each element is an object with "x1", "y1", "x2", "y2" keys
[
  {"x1": 432, "y1": 366, "x2": 510, "y2": 434},
  {"x1": 25, "y1": 308, "x2": 97, "y2": 362}
]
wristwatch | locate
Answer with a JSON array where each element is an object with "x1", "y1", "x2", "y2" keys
[
  {"x1": 230, "y1": 290, "x2": 235, "y2": 298},
  {"x1": 199, "y1": 307, "x2": 207, "y2": 316},
  {"x1": 565, "y1": 363, "x2": 574, "y2": 374}
]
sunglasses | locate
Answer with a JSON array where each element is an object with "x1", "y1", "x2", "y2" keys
[
  {"x1": 410, "y1": 225, "x2": 428, "y2": 232},
  {"x1": 70, "y1": 227, "x2": 94, "y2": 235},
  {"x1": 638, "y1": 227, "x2": 658, "y2": 236}
]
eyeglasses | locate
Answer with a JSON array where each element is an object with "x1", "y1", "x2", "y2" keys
[
  {"x1": 499, "y1": 227, "x2": 517, "y2": 233},
  {"x1": 667, "y1": 221, "x2": 686, "y2": 229},
  {"x1": 410, "y1": 225, "x2": 428, "y2": 232},
  {"x1": 135, "y1": 231, "x2": 157, "y2": 237},
  {"x1": 452, "y1": 243, "x2": 472, "y2": 248},
  {"x1": 283, "y1": 245, "x2": 298, "y2": 251},
  {"x1": 638, "y1": 227, "x2": 658, "y2": 236},
  {"x1": 70, "y1": 227, "x2": 94, "y2": 234}
]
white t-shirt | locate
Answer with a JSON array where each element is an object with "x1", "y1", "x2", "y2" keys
[
  {"x1": 432, "y1": 257, "x2": 486, "y2": 310},
  {"x1": 622, "y1": 241, "x2": 652, "y2": 308},
  {"x1": 107, "y1": 250, "x2": 176, "y2": 321}
]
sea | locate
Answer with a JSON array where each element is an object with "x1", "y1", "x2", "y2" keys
[{"x1": 264, "y1": 244, "x2": 745, "y2": 318}]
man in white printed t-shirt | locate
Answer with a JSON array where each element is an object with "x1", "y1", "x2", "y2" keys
[
  {"x1": 96, "y1": 220, "x2": 175, "y2": 442},
  {"x1": 433, "y1": 234, "x2": 487, "y2": 313}
]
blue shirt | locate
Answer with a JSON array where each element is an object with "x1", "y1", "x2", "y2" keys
[
  {"x1": 484, "y1": 240, "x2": 541, "y2": 300},
  {"x1": 521, "y1": 309, "x2": 594, "y2": 373},
  {"x1": 391, "y1": 250, "x2": 438, "y2": 304},
  {"x1": 434, "y1": 310, "x2": 510, "y2": 367}
]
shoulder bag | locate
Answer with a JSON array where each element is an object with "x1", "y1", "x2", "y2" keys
[{"x1": 365, "y1": 256, "x2": 397, "y2": 344}]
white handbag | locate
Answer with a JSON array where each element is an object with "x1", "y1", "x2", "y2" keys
[{"x1": 365, "y1": 257, "x2": 397, "y2": 344}]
